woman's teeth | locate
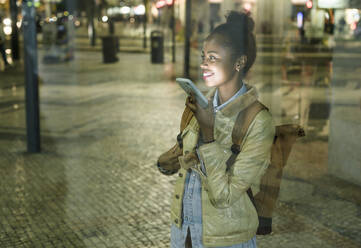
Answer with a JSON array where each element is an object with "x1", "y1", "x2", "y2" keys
[{"x1": 203, "y1": 72, "x2": 213, "y2": 78}]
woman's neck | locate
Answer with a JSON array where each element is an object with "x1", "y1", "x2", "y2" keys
[{"x1": 218, "y1": 79, "x2": 243, "y2": 105}]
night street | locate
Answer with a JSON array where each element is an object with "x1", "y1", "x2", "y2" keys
[
  {"x1": 0, "y1": 48, "x2": 360, "y2": 247},
  {"x1": 1, "y1": 0, "x2": 361, "y2": 247}
]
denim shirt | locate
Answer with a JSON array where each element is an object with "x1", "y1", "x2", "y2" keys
[{"x1": 170, "y1": 84, "x2": 257, "y2": 248}]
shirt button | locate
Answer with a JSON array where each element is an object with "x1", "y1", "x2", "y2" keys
[
  {"x1": 175, "y1": 194, "x2": 180, "y2": 199},
  {"x1": 175, "y1": 219, "x2": 178, "y2": 224},
  {"x1": 179, "y1": 173, "x2": 183, "y2": 177}
]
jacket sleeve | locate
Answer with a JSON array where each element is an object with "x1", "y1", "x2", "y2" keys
[{"x1": 197, "y1": 110, "x2": 275, "y2": 209}]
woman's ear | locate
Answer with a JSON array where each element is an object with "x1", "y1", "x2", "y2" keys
[{"x1": 235, "y1": 55, "x2": 247, "y2": 72}]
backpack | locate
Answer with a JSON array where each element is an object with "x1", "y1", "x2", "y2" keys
[
  {"x1": 225, "y1": 100, "x2": 305, "y2": 235},
  {"x1": 157, "y1": 101, "x2": 305, "y2": 235}
]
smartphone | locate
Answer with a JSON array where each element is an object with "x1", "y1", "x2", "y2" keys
[{"x1": 176, "y1": 78, "x2": 209, "y2": 109}]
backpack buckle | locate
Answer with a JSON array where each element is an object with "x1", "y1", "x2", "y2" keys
[
  {"x1": 231, "y1": 144, "x2": 240, "y2": 154},
  {"x1": 177, "y1": 133, "x2": 183, "y2": 149}
]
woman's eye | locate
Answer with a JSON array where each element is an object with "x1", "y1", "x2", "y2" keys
[{"x1": 209, "y1": 55, "x2": 216, "y2": 61}]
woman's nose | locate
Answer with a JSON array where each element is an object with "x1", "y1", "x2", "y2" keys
[{"x1": 200, "y1": 62, "x2": 207, "y2": 69}]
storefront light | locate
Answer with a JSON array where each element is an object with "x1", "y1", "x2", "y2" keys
[
  {"x1": 120, "y1": 6, "x2": 131, "y2": 15},
  {"x1": 244, "y1": 3, "x2": 251, "y2": 12},
  {"x1": 134, "y1": 5, "x2": 145, "y2": 15},
  {"x1": 107, "y1": 9, "x2": 113, "y2": 16},
  {"x1": 351, "y1": 22, "x2": 357, "y2": 30},
  {"x1": 325, "y1": 12, "x2": 330, "y2": 20},
  {"x1": 306, "y1": 0, "x2": 313, "y2": 9},
  {"x1": 345, "y1": 9, "x2": 360, "y2": 23},
  {"x1": 151, "y1": 5, "x2": 159, "y2": 17},
  {"x1": 156, "y1": 0, "x2": 166, "y2": 9},
  {"x1": 297, "y1": 12, "x2": 303, "y2": 28}
]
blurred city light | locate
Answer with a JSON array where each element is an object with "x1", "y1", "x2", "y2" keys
[
  {"x1": 306, "y1": 0, "x2": 313, "y2": 8},
  {"x1": 297, "y1": 12, "x2": 304, "y2": 28},
  {"x1": 5, "y1": 49, "x2": 11, "y2": 55},
  {"x1": 166, "y1": 0, "x2": 173, "y2": 5},
  {"x1": 345, "y1": 9, "x2": 360, "y2": 23},
  {"x1": 243, "y1": 3, "x2": 252, "y2": 12},
  {"x1": 291, "y1": 0, "x2": 307, "y2": 3},
  {"x1": 156, "y1": 0, "x2": 166, "y2": 9},
  {"x1": 134, "y1": 5, "x2": 145, "y2": 15},
  {"x1": 351, "y1": 22, "x2": 357, "y2": 30},
  {"x1": 49, "y1": 17, "x2": 57, "y2": 22},
  {"x1": 325, "y1": 12, "x2": 330, "y2": 20},
  {"x1": 151, "y1": 5, "x2": 159, "y2": 17},
  {"x1": 4, "y1": 26, "x2": 12, "y2": 35},
  {"x1": 102, "y1": 15, "x2": 109, "y2": 22},
  {"x1": 16, "y1": 21, "x2": 21, "y2": 29},
  {"x1": 120, "y1": 6, "x2": 131, "y2": 15},
  {"x1": 3, "y1": 18, "x2": 11, "y2": 26},
  {"x1": 318, "y1": 0, "x2": 347, "y2": 9}
]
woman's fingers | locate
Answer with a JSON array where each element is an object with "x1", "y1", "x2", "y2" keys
[{"x1": 185, "y1": 96, "x2": 197, "y2": 112}]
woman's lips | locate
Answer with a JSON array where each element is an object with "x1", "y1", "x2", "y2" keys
[{"x1": 203, "y1": 71, "x2": 214, "y2": 80}]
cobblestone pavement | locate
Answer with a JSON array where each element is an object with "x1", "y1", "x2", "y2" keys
[{"x1": 0, "y1": 50, "x2": 360, "y2": 248}]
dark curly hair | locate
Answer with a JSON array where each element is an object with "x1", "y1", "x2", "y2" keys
[{"x1": 207, "y1": 11, "x2": 256, "y2": 76}]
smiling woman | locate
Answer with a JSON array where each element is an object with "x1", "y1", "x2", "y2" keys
[
  {"x1": 157, "y1": 11, "x2": 275, "y2": 248},
  {"x1": 200, "y1": 12, "x2": 256, "y2": 104}
]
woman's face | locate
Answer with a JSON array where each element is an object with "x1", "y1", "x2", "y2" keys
[{"x1": 200, "y1": 35, "x2": 238, "y2": 88}]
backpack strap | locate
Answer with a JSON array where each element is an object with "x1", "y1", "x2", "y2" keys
[
  {"x1": 180, "y1": 106, "x2": 194, "y2": 132},
  {"x1": 226, "y1": 101, "x2": 268, "y2": 171},
  {"x1": 175, "y1": 106, "x2": 194, "y2": 148}
]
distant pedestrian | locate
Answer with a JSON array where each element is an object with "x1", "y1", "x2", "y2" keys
[
  {"x1": 158, "y1": 11, "x2": 274, "y2": 248},
  {"x1": 338, "y1": 17, "x2": 346, "y2": 34},
  {"x1": 0, "y1": 16, "x2": 10, "y2": 67}
]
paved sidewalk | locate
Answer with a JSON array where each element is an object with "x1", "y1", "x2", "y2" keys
[{"x1": 0, "y1": 51, "x2": 360, "y2": 248}]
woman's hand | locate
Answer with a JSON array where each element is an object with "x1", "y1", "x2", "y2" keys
[{"x1": 185, "y1": 94, "x2": 215, "y2": 143}]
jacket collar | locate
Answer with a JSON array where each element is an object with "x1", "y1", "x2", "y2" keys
[{"x1": 206, "y1": 84, "x2": 258, "y2": 117}]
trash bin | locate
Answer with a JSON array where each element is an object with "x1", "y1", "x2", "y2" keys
[
  {"x1": 151, "y1": 31, "x2": 164, "y2": 63},
  {"x1": 101, "y1": 36, "x2": 118, "y2": 63}
]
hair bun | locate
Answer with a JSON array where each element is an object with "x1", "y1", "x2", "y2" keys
[{"x1": 226, "y1": 11, "x2": 255, "y2": 32}]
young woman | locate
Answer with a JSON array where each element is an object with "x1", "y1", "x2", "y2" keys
[{"x1": 160, "y1": 11, "x2": 275, "y2": 248}]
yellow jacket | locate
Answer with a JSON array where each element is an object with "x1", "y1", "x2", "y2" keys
[{"x1": 170, "y1": 85, "x2": 275, "y2": 247}]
